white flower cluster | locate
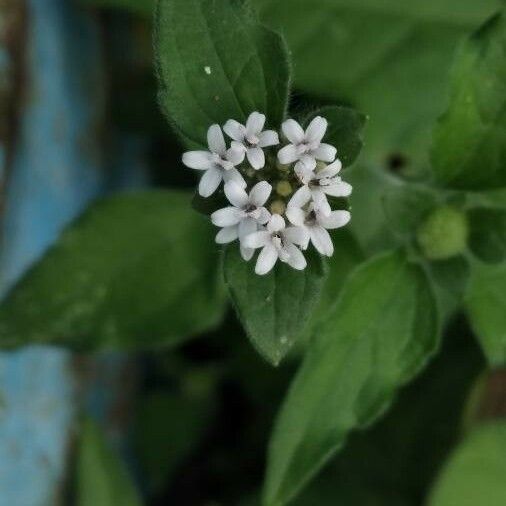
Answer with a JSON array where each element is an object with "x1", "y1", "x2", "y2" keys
[{"x1": 182, "y1": 112, "x2": 352, "y2": 275}]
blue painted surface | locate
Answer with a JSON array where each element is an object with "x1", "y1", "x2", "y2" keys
[
  {"x1": 0, "y1": 0, "x2": 106, "y2": 290},
  {"x1": 0, "y1": 1, "x2": 107, "y2": 505}
]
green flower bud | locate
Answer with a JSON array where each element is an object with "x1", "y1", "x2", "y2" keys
[
  {"x1": 276, "y1": 160, "x2": 291, "y2": 172},
  {"x1": 416, "y1": 206, "x2": 468, "y2": 260},
  {"x1": 270, "y1": 199, "x2": 286, "y2": 216},
  {"x1": 276, "y1": 180, "x2": 292, "y2": 197}
]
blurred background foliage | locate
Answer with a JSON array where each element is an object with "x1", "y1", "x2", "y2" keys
[{"x1": 1, "y1": 0, "x2": 506, "y2": 505}]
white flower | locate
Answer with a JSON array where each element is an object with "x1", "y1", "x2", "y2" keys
[
  {"x1": 182, "y1": 124, "x2": 246, "y2": 197},
  {"x1": 292, "y1": 158, "x2": 352, "y2": 216},
  {"x1": 243, "y1": 214, "x2": 308, "y2": 275},
  {"x1": 277, "y1": 116, "x2": 336, "y2": 167},
  {"x1": 224, "y1": 112, "x2": 279, "y2": 170},
  {"x1": 286, "y1": 196, "x2": 351, "y2": 257},
  {"x1": 211, "y1": 181, "x2": 272, "y2": 261}
]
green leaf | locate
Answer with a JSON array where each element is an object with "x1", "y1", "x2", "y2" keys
[
  {"x1": 302, "y1": 230, "x2": 364, "y2": 339},
  {"x1": 0, "y1": 191, "x2": 226, "y2": 349},
  {"x1": 304, "y1": 106, "x2": 367, "y2": 168},
  {"x1": 81, "y1": 0, "x2": 154, "y2": 16},
  {"x1": 155, "y1": 0, "x2": 290, "y2": 148},
  {"x1": 135, "y1": 387, "x2": 215, "y2": 492},
  {"x1": 77, "y1": 419, "x2": 142, "y2": 506},
  {"x1": 263, "y1": 250, "x2": 440, "y2": 506},
  {"x1": 382, "y1": 183, "x2": 439, "y2": 238},
  {"x1": 255, "y1": 0, "x2": 500, "y2": 173},
  {"x1": 468, "y1": 208, "x2": 506, "y2": 263},
  {"x1": 223, "y1": 246, "x2": 328, "y2": 366},
  {"x1": 466, "y1": 262, "x2": 506, "y2": 366},
  {"x1": 428, "y1": 422, "x2": 506, "y2": 506},
  {"x1": 428, "y1": 256, "x2": 470, "y2": 321},
  {"x1": 432, "y1": 11, "x2": 506, "y2": 189}
]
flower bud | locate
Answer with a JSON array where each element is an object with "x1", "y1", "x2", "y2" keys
[
  {"x1": 270, "y1": 199, "x2": 286, "y2": 215},
  {"x1": 416, "y1": 206, "x2": 468, "y2": 260},
  {"x1": 276, "y1": 160, "x2": 291, "y2": 172},
  {"x1": 276, "y1": 180, "x2": 292, "y2": 197}
]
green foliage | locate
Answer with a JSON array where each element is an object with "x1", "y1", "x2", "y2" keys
[
  {"x1": 0, "y1": 191, "x2": 226, "y2": 349},
  {"x1": 77, "y1": 419, "x2": 142, "y2": 506},
  {"x1": 304, "y1": 230, "x2": 364, "y2": 335},
  {"x1": 135, "y1": 385, "x2": 215, "y2": 492},
  {"x1": 295, "y1": 326, "x2": 483, "y2": 506},
  {"x1": 255, "y1": 0, "x2": 501, "y2": 172},
  {"x1": 428, "y1": 422, "x2": 506, "y2": 506},
  {"x1": 432, "y1": 10, "x2": 506, "y2": 189},
  {"x1": 382, "y1": 183, "x2": 439, "y2": 238},
  {"x1": 154, "y1": 0, "x2": 290, "y2": 148},
  {"x1": 466, "y1": 262, "x2": 506, "y2": 366},
  {"x1": 429, "y1": 256, "x2": 471, "y2": 320},
  {"x1": 416, "y1": 206, "x2": 469, "y2": 260},
  {"x1": 82, "y1": 0, "x2": 154, "y2": 16},
  {"x1": 264, "y1": 250, "x2": 440, "y2": 505},
  {"x1": 468, "y1": 208, "x2": 506, "y2": 263},
  {"x1": 304, "y1": 106, "x2": 367, "y2": 168},
  {"x1": 223, "y1": 246, "x2": 328, "y2": 366}
]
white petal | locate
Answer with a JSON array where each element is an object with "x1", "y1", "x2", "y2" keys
[
  {"x1": 319, "y1": 210, "x2": 351, "y2": 229},
  {"x1": 285, "y1": 206, "x2": 306, "y2": 227},
  {"x1": 224, "y1": 181, "x2": 249, "y2": 208},
  {"x1": 216, "y1": 226, "x2": 239, "y2": 244},
  {"x1": 231, "y1": 140, "x2": 247, "y2": 154},
  {"x1": 249, "y1": 181, "x2": 272, "y2": 207},
  {"x1": 305, "y1": 116, "x2": 327, "y2": 144},
  {"x1": 317, "y1": 159, "x2": 342, "y2": 178},
  {"x1": 255, "y1": 244, "x2": 278, "y2": 275},
  {"x1": 294, "y1": 160, "x2": 316, "y2": 184},
  {"x1": 258, "y1": 130, "x2": 279, "y2": 148},
  {"x1": 207, "y1": 124, "x2": 226, "y2": 154},
  {"x1": 323, "y1": 181, "x2": 353, "y2": 197},
  {"x1": 182, "y1": 151, "x2": 213, "y2": 170},
  {"x1": 211, "y1": 206, "x2": 244, "y2": 227},
  {"x1": 226, "y1": 146, "x2": 245, "y2": 166},
  {"x1": 247, "y1": 147, "x2": 265, "y2": 170},
  {"x1": 277, "y1": 144, "x2": 299, "y2": 165},
  {"x1": 287, "y1": 185, "x2": 311, "y2": 209},
  {"x1": 284, "y1": 243, "x2": 307, "y2": 270},
  {"x1": 238, "y1": 217, "x2": 258, "y2": 241},
  {"x1": 243, "y1": 230, "x2": 271, "y2": 249},
  {"x1": 223, "y1": 167, "x2": 247, "y2": 188},
  {"x1": 257, "y1": 207, "x2": 271, "y2": 225},
  {"x1": 310, "y1": 226, "x2": 334, "y2": 256},
  {"x1": 282, "y1": 119, "x2": 305, "y2": 144},
  {"x1": 246, "y1": 112, "x2": 266, "y2": 136},
  {"x1": 312, "y1": 143, "x2": 337, "y2": 162},
  {"x1": 311, "y1": 189, "x2": 331, "y2": 216},
  {"x1": 223, "y1": 119, "x2": 245, "y2": 141},
  {"x1": 198, "y1": 167, "x2": 222, "y2": 197},
  {"x1": 284, "y1": 226, "x2": 308, "y2": 247},
  {"x1": 240, "y1": 245, "x2": 255, "y2": 261},
  {"x1": 267, "y1": 214, "x2": 285, "y2": 233}
]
